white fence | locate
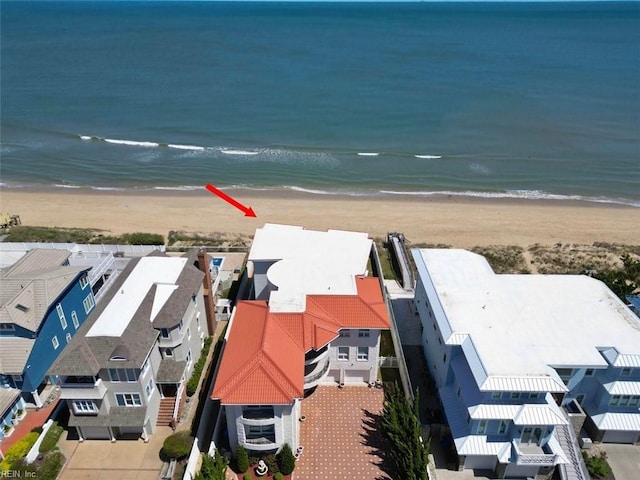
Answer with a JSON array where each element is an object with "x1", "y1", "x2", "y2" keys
[{"x1": 0, "y1": 242, "x2": 164, "y2": 255}]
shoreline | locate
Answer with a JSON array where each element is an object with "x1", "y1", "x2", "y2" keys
[{"x1": 1, "y1": 188, "x2": 639, "y2": 248}]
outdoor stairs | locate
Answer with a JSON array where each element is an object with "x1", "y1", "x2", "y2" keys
[
  {"x1": 556, "y1": 423, "x2": 589, "y2": 480},
  {"x1": 157, "y1": 396, "x2": 177, "y2": 426}
]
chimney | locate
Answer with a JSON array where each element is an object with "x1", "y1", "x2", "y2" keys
[{"x1": 197, "y1": 248, "x2": 217, "y2": 335}]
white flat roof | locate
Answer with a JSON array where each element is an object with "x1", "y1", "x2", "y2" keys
[
  {"x1": 414, "y1": 249, "x2": 640, "y2": 383},
  {"x1": 249, "y1": 224, "x2": 372, "y2": 312},
  {"x1": 87, "y1": 257, "x2": 187, "y2": 337}
]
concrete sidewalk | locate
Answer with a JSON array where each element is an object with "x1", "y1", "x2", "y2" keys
[{"x1": 58, "y1": 426, "x2": 171, "y2": 480}]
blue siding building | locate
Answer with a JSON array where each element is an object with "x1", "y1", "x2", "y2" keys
[{"x1": 0, "y1": 249, "x2": 95, "y2": 407}]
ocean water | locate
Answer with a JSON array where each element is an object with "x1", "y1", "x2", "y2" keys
[{"x1": 1, "y1": 1, "x2": 639, "y2": 205}]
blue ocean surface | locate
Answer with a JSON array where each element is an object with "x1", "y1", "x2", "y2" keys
[{"x1": 1, "y1": 1, "x2": 639, "y2": 205}]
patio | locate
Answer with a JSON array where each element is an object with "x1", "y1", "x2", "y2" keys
[{"x1": 295, "y1": 385, "x2": 393, "y2": 480}]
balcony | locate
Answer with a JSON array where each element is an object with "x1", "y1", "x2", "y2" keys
[
  {"x1": 242, "y1": 436, "x2": 278, "y2": 451},
  {"x1": 303, "y1": 358, "x2": 331, "y2": 390},
  {"x1": 512, "y1": 441, "x2": 557, "y2": 466},
  {"x1": 241, "y1": 408, "x2": 275, "y2": 426},
  {"x1": 304, "y1": 345, "x2": 329, "y2": 366},
  {"x1": 60, "y1": 378, "x2": 108, "y2": 400}
]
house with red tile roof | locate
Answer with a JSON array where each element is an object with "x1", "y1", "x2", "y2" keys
[{"x1": 211, "y1": 224, "x2": 390, "y2": 455}]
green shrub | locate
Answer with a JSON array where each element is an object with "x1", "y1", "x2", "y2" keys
[
  {"x1": 0, "y1": 432, "x2": 40, "y2": 469},
  {"x1": 186, "y1": 337, "x2": 213, "y2": 396},
  {"x1": 37, "y1": 451, "x2": 64, "y2": 480},
  {"x1": 582, "y1": 451, "x2": 613, "y2": 478},
  {"x1": 234, "y1": 444, "x2": 249, "y2": 473},
  {"x1": 200, "y1": 451, "x2": 227, "y2": 480},
  {"x1": 264, "y1": 453, "x2": 278, "y2": 473},
  {"x1": 30, "y1": 426, "x2": 43, "y2": 434},
  {"x1": 274, "y1": 473, "x2": 284, "y2": 480},
  {"x1": 161, "y1": 431, "x2": 193, "y2": 460},
  {"x1": 276, "y1": 444, "x2": 295, "y2": 475},
  {"x1": 243, "y1": 474, "x2": 251, "y2": 480},
  {"x1": 120, "y1": 232, "x2": 165, "y2": 245},
  {"x1": 39, "y1": 421, "x2": 64, "y2": 453}
]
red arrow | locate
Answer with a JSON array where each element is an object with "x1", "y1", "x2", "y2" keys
[
  {"x1": 205, "y1": 184, "x2": 256, "y2": 217},
  {"x1": 206, "y1": 183, "x2": 256, "y2": 217}
]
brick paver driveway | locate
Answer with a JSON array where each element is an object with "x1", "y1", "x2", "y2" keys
[{"x1": 295, "y1": 385, "x2": 391, "y2": 480}]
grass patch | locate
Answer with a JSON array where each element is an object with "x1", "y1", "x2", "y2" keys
[
  {"x1": 528, "y1": 243, "x2": 639, "y2": 275},
  {"x1": 39, "y1": 421, "x2": 64, "y2": 453},
  {"x1": 379, "y1": 367, "x2": 402, "y2": 385},
  {"x1": 5, "y1": 226, "x2": 164, "y2": 245},
  {"x1": 375, "y1": 239, "x2": 398, "y2": 280},
  {"x1": 471, "y1": 245, "x2": 530, "y2": 274},
  {"x1": 582, "y1": 450, "x2": 613, "y2": 479},
  {"x1": 380, "y1": 330, "x2": 396, "y2": 357},
  {"x1": 167, "y1": 230, "x2": 251, "y2": 250}
]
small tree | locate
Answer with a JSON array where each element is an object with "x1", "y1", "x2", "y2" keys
[
  {"x1": 200, "y1": 451, "x2": 227, "y2": 480},
  {"x1": 276, "y1": 443, "x2": 296, "y2": 475},
  {"x1": 161, "y1": 431, "x2": 193, "y2": 460},
  {"x1": 381, "y1": 384, "x2": 429, "y2": 480},
  {"x1": 234, "y1": 444, "x2": 249, "y2": 473}
]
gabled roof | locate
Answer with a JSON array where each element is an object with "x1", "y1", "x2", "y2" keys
[
  {"x1": 0, "y1": 249, "x2": 89, "y2": 332},
  {"x1": 49, "y1": 252, "x2": 204, "y2": 376},
  {"x1": 212, "y1": 276, "x2": 390, "y2": 405},
  {"x1": 590, "y1": 412, "x2": 640, "y2": 431},
  {"x1": 0, "y1": 337, "x2": 35, "y2": 375}
]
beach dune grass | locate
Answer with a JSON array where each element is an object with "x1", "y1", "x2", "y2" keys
[{"x1": 4, "y1": 226, "x2": 164, "y2": 245}]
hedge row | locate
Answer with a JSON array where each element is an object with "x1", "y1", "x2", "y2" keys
[{"x1": 186, "y1": 337, "x2": 213, "y2": 397}]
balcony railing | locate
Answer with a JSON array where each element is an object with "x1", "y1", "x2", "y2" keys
[
  {"x1": 303, "y1": 359, "x2": 331, "y2": 388},
  {"x1": 513, "y1": 441, "x2": 557, "y2": 466},
  {"x1": 60, "y1": 378, "x2": 108, "y2": 400},
  {"x1": 242, "y1": 408, "x2": 274, "y2": 420},
  {"x1": 242, "y1": 436, "x2": 278, "y2": 451}
]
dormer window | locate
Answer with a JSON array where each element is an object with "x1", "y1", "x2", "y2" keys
[
  {"x1": 109, "y1": 345, "x2": 130, "y2": 362},
  {"x1": 0, "y1": 323, "x2": 16, "y2": 331},
  {"x1": 160, "y1": 328, "x2": 170, "y2": 339},
  {"x1": 15, "y1": 304, "x2": 29, "y2": 313}
]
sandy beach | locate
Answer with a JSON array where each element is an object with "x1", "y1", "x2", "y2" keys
[{"x1": 1, "y1": 188, "x2": 638, "y2": 248}]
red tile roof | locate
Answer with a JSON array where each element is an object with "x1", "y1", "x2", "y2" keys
[{"x1": 212, "y1": 276, "x2": 390, "y2": 405}]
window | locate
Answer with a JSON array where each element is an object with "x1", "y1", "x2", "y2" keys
[
  {"x1": 79, "y1": 275, "x2": 89, "y2": 289},
  {"x1": 358, "y1": 329, "x2": 370, "y2": 338},
  {"x1": 0, "y1": 323, "x2": 15, "y2": 331},
  {"x1": 141, "y1": 359, "x2": 150, "y2": 378},
  {"x1": 338, "y1": 347, "x2": 349, "y2": 361},
  {"x1": 498, "y1": 420, "x2": 508, "y2": 435},
  {"x1": 82, "y1": 294, "x2": 95, "y2": 314},
  {"x1": 52, "y1": 336, "x2": 59, "y2": 350},
  {"x1": 477, "y1": 420, "x2": 487, "y2": 434},
  {"x1": 556, "y1": 368, "x2": 573, "y2": 378},
  {"x1": 178, "y1": 319, "x2": 184, "y2": 332},
  {"x1": 457, "y1": 386, "x2": 461, "y2": 398},
  {"x1": 71, "y1": 311, "x2": 79, "y2": 329},
  {"x1": 125, "y1": 368, "x2": 137, "y2": 382},
  {"x1": 585, "y1": 368, "x2": 595, "y2": 377},
  {"x1": 619, "y1": 395, "x2": 630, "y2": 406},
  {"x1": 145, "y1": 379, "x2": 155, "y2": 399},
  {"x1": 621, "y1": 368, "x2": 633, "y2": 377},
  {"x1": 65, "y1": 333, "x2": 72, "y2": 343},
  {"x1": 116, "y1": 393, "x2": 142, "y2": 407},
  {"x1": 339, "y1": 330, "x2": 350, "y2": 338},
  {"x1": 357, "y1": 347, "x2": 368, "y2": 361},
  {"x1": 73, "y1": 400, "x2": 97, "y2": 414},
  {"x1": 160, "y1": 328, "x2": 170, "y2": 339},
  {"x1": 186, "y1": 349, "x2": 192, "y2": 369},
  {"x1": 165, "y1": 348, "x2": 174, "y2": 357},
  {"x1": 529, "y1": 392, "x2": 538, "y2": 399},
  {"x1": 442, "y1": 353, "x2": 447, "y2": 364},
  {"x1": 246, "y1": 424, "x2": 275, "y2": 443},
  {"x1": 510, "y1": 392, "x2": 520, "y2": 400},
  {"x1": 109, "y1": 369, "x2": 121, "y2": 382},
  {"x1": 187, "y1": 328, "x2": 191, "y2": 340},
  {"x1": 629, "y1": 396, "x2": 639, "y2": 406},
  {"x1": 57, "y1": 304, "x2": 67, "y2": 329},
  {"x1": 609, "y1": 395, "x2": 620, "y2": 406},
  {"x1": 491, "y1": 392, "x2": 502, "y2": 400}
]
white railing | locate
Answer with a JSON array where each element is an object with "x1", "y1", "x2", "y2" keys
[
  {"x1": 173, "y1": 383, "x2": 184, "y2": 423},
  {"x1": 0, "y1": 242, "x2": 164, "y2": 255},
  {"x1": 379, "y1": 356, "x2": 399, "y2": 368}
]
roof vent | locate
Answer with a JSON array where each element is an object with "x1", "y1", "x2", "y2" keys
[
  {"x1": 109, "y1": 345, "x2": 130, "y2": 361},
  {"x1": 15, "y1": 304, "x2": 29, "y2": 313}
]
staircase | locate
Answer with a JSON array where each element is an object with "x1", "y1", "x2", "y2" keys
[
  {"x1": 556, "y1": 423, "x2": 589, "y2": 480},
  {"x1": 157, "y1": 397, "x2": 177, "y2": 426}
]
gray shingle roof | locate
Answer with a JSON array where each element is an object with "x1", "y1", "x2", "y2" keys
[
  {"x1": 68, "y1": 406, "x2": 147, "y2": 427},
  {"x1": 49, "y1": 252, "x2": 204, "y2": 377},
  {"x1": 0, "y1": 337, "x2": 35, "y2": 375},
  {"x1": 0, "y1": 249, "x2": 89, "y2": 332},
  {"x1": 156, "y1": 359, "x2": 187, "y2": 383},
  {"x1": 0, "y1": 387, "x2": 21, "y2": 417}
]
